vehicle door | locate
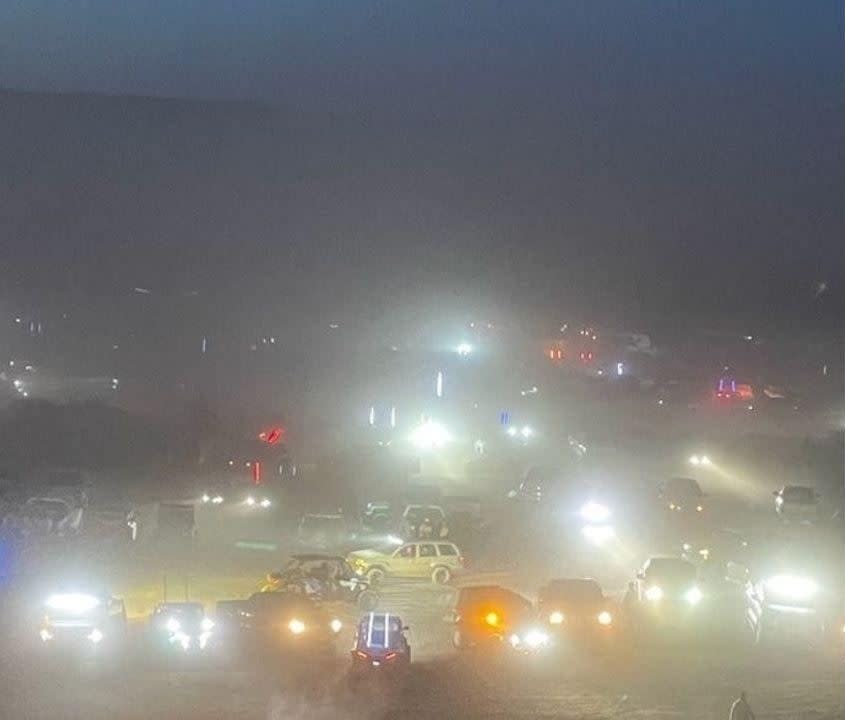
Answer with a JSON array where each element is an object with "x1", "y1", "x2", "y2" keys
[
  {"x1": 417, "y1": 543, "x2": 438, "y2": 573},
  {"x1": 391, "y1": 543, "x2": 418, "y2": 576}
]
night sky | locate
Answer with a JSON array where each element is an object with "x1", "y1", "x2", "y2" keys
[{"x1": 1, "y1": 1, "x2": 842, "y2": 334}]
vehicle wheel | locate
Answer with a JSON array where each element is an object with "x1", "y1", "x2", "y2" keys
[
  {"x1": 366, "y1": 567, "x2": 385, "y2": 584},
  {"x1": 357, "y1": 590, "x2": 379, "y2": 611},
  {"x1": 431, "y1": 566, "x2": 451, "y2": 584}
]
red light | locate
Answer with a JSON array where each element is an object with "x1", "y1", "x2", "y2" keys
[
  {"x1": 384, "y1": 652, "x2": 398, "y2": 661},
  {"x1": 259, "y1": 427, "x2": 284, "y2": 445},
  {"x1": 355, "y1": 650, "x2": 369, "y2": 659},
  {"x1": 252, "y1": 461, "x2": 262, "y2": 485},
  {"x1": 548, "y1": 349, "x2": 555, "y2": 360}
]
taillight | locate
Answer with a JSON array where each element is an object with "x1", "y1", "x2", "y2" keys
[
  {"x1": 459, "y1": 556, "x2": 466, "y2": 567},
  {"x1": 384, "y1": 652, "x2": 397, "y2": 661},
  {"x1": 354, "y1": 650, "x2": 369, "y2": 659}
]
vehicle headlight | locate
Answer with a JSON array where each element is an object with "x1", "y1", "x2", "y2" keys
[
  {"x1": 246, "y1": 496, "x2": 256, "y2": 506},
  {"x1": 212, "y1": 495, "x2": 224, "y2": 504},
  {"x1": 259, "y1": 498, "x2": 272, "y2": 508},
  {"x1": 645, "y1": 586, "x2": 663, "y2": 602},
  {"x1": 682, "y1": 543, "x2": 692, "y2": 552},
  {"x1": 523, "y1": 628, "x2": 549, "y2": 649},
  {"x1": 288, "y1": 618, "x2": 306, "y2": 634},
  {"x1": 87, "y1": 628, "x2": 104, "y2": 644},
  {"x1": 201, "y1": 494, "x2": 211, "y2": 503},
  {"x1": 696, "y1": 505, "x2": 703, "y2": 512},
  {"x1": 698, "y1": 548, "x2": 709, "y2": 559},
  {"x1": 597, "y1": 611, "x2": 613, "y2": 626},
  {"x1": 39, "y1": 628, "x2": 54, "y2": 642},
  {"x1": 166, "y1": 617, "x2": 181, "y2": 633},
  {"x1": 700, "y1": 456, "x2": 711, "y2": 466},
  {"x1": 685, "y1": 586, "x2": 703, "y2": 605},
  {"x1": 509, "y1": 633, "x2": 521, "y2": 647},
  {"x1": 201, "y1": 617, "x2": 214, "y2": 632},
  {"x1": 46, "y1": 593, "x2": 101, "y2": 613},
  {"x1": 485, "y1": 612, "x2": 500, "y2": 627},
  {"x1": 764, "y1": 575, "x2": 819, "y2": 601},
  {"x1": 579, "y1": 501, "x2": 611, "y2": 523},
  {"x1": 689, "y1": 455, "x2": 701, "y2": 466},
  {"x1": 330, "y1": 618, "x2": 343, "y2": 633},
  {"x1": 549, "y1": 611, "x2": 564, "y2": 625}
]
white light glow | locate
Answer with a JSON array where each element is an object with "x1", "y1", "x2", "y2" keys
[
  {"x1": 87, "y1": 628, "x2": 104, "y2": 644},
  {"x1": 685, "y1": 586, "x2": 703, "y2": 605},
  {"x1": 597, "y1": 611, "x2": 613, "y2": 626},
  {"x1": 580, "y1": 501, "x2": 611, "y2": 523},
  {"x1": 46, "y1": 593, "x2": 100, "y2": 613},
  {"x1": 581, "y1": 524, "x2": 615, "y2": 545},
  {"x1": 456, "y1": 342, "x2": 473, "y2": 357},
  {"x1": 523, "y1": 628, "x2": 549, "y2": 648},
  {"x1": 288, "y1": 618, "x2": 306, "y2": 634},
  {"x1": 645, "y1": 586, "x2": 664, "y2": 602},
  {"x1": 166, "y1": 618, "x2": 181, "y2": 633},
  {"x1": 764, "y1": 575, "x2": 819, "y2": 601},
  {"x1": 330, "y1": 618, "x2": 343, "y2": 633},
  {"x1": 410, "y1": 421, "x2": 451, "y2": 450},
  {"x1": 549, "y1": 611, "x2": 564, "y2": 625}
]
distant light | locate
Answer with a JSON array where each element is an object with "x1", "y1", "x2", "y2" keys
[
  {"x1": 87, "y1": 628, "x2": 104, "y2": 644},
  {"x1": 520, "y1": 426, "x2": 534, "y2": 438},
  {"x1": 133, "y1": 287, "x2": 151, "y2": 294},
  {"x1": 14, "y1": 318, "x2": 21, "y2": 324},
  {"x1": 436, "y1": 371, "x2": 444, "y2": 398},
  {"x1": 410, "y1": 420, "x2": 451, "y2": 450},
  {"x1": 596, "y1": 369, "x2": 604, "y2": 376},
  {"x1": 13, "y1": 380, "x2": 21, "y2": 389},
  {"x1": 744, "y1": 335, "x2": 754, "y2": 341},
  {"x1": 21, "y1": 392, "x2": 28, "y2": 398},
  {"x1": 456, "y1": 342, "x2": 473, "y2": 357},
  {"x1": 368, "y1": 406, "x2": 375, "y2": 426},
  {"x1": 657, "y1": 399, "x2": 664, "y2": 405},
  {"x1": 390, "y1": 406, "x2": 396, "y2": 428},
  {"x1": 329, "y1": 322, "x2": 340, "y2": 330},
  {"x1": 616, "y1": 362, "x2": 624, "y2": 376},
  {"x1": 506, "y1": 426, "x2": 518, "y2": 437},
  {"x1": 597, "y1": 611, "x2": 613, "y2": 626}
]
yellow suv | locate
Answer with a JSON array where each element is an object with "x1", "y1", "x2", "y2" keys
[{"x1": 347, "y1": 541, "x2": 464, "y2": 584}]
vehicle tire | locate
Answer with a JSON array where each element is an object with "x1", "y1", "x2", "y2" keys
[
  {"x1": 357, "y1": 590, "x2": 379, "y2": 611},
  {"x1": 366, "y1": 567, "x2": 385, "y2": 584},
  {"x1": 431, "y1": 566, "x2": 451, "y2": 584}
]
